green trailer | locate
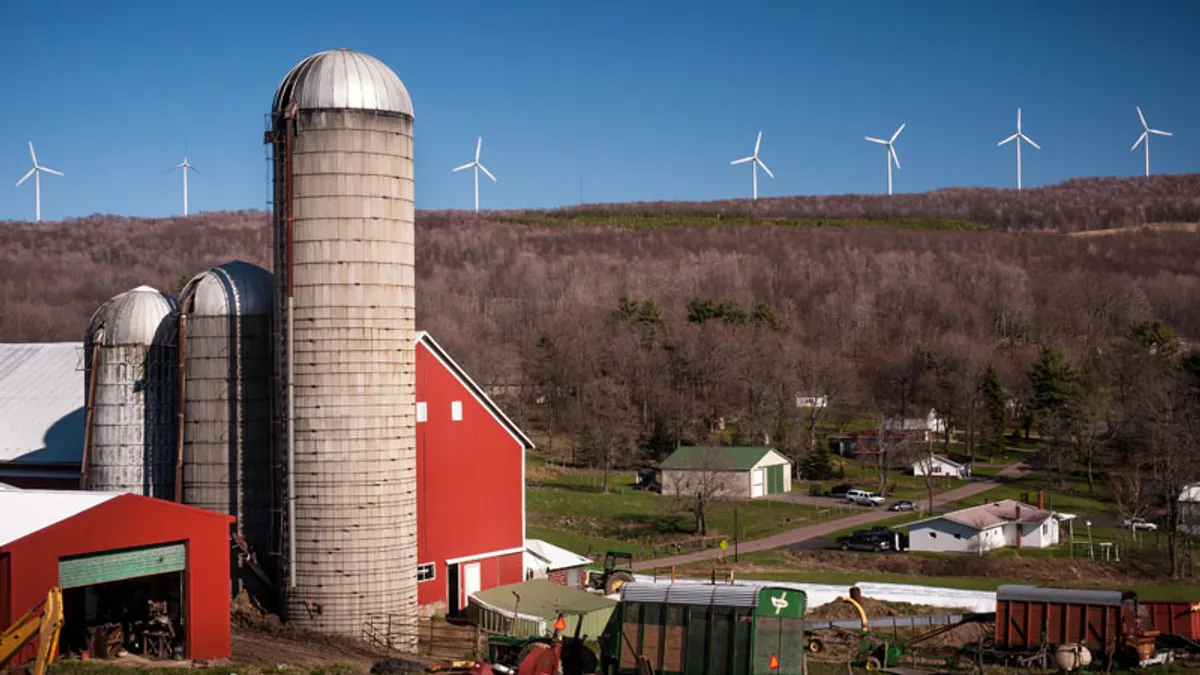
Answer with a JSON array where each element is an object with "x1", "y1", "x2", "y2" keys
[{"x1": 599, "y1": 583, "x2": 809, "y2": 675}]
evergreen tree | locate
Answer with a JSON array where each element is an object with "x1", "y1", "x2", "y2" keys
[
  {"x1": 1029, "y1": 345, "x2": 1078, "y2": 434},
  {"x1": 979, "y1": 363, "x2": 1006, "y2": 456},
  {"x1": 799, "y1": 442, "x2": 836, "y2": 480}
]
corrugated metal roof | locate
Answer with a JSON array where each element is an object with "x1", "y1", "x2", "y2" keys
[
  {"x1": 525, "y1": 539, "x2": 593, "y2": 571},
  {"x1": 273, "y1": 49, "x2": 413, "y2": 117},
  {"x1": 0, "y1": 489, "x2": 121, "y2": 546},
  {"x1": 996, "y1": 585, "x2": 1130, "y2": 607},
  {"x1": 621, "y1": 582, "x2": 762, "y2": 608},
  {"x1": 659, "y1": 446, "x2": 785, "y2": 471},
  {"x1": 86, "y1": 286, "x2": 177, "y2": 347},
  {"x1": 181, "y1": 260, "x2": 272, "y2": 317},
  {"x1": 0, "y1": 343, "x2": 85, "y2": 465}
]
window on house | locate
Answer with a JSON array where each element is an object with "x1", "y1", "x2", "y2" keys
[
  {"x1": 928, "y1": 532, "x2": 937, "y2": 539},
  {"x1": 1042, "y1": 524, "x2": 1048, "y2": 535},
  {"x1": 954, "y1": 533, "x2": 962, "y2": 540},
  {"x1": 417, "y1": 563, "x2": 436, "y2": 582},
  {"x1": 451, "y1": 400, "x2": 463, "y2": 421},
  {"x1": 416, "y1": 402, "x2": 427, "y2": 423}
]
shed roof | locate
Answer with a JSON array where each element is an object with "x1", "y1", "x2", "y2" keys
[
  {"x1": 914, "y1": 454, "x2": 966, "y2": 469},
  {"x1": 525, "y1": 539, "x2": 592, "y2": 571},
  {"x1": 621, "y1": 582, "x2": 762, "y2": 608},
  {"x1": 0, "y1": 343, "x2": 85, "y2": 466},
  {"x1": 659, "y1": 446, "x2": 788, "y2": 472},
  {"x1": 473, "y1": 579, "x2": 615, "y2": 620},
  {"x1": 0, "y1": 489, "x2": 120, "y2": 546},
  {"x1": 907, "y1": 499, "x2": 1053, "y2": 532},
  {"x1": 996, "y1": 585, "x2": 1131, "y2": 607}
]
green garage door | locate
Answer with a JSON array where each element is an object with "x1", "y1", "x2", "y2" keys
[
  {"x1": 59, "y1": 543, "x2": 186, "y2": 588},
  {"x1": 765, "y1": 465, "x2": 785, "y2": 495}
]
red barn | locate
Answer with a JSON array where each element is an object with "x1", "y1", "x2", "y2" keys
[
  {"x1": 415, "y1": 333, "x2": 534, "y2": 615},
  {"x1": 0, "y1": 490, "x2": 232, "y2": 663}
]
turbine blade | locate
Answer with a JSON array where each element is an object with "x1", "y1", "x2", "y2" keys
[
  {"x1": 754, "y1": 131, "x2": 762, "y2": 156},
  {"x1": 998, "y1": 133, "x2": 1019, "y2": 146},
  {"x1": 41, "y1": 167, "x2": 64, "y2": 177},
  {"x1": 1021, "y1": 134, "x2": 1041, "y2": 150},
  {"x1": 1137, "y1": 106, "x2": 1147, "y2": 129},
  {"x1": 756, "y1": 158, "x2": 774, "y2": 179},
  {"x1": 890, "y1": 146, "x2": 901, "y2": 169},
  {"x1": 478, "y1": 163, "x2": 497, "y2": 182},
  {"x1": 730, "y1": 156, "x2": 754, "y2": 165},
  {"x1": 891, "y1": 123, "x2": 906, "y2": 142},
  {"x1": 476, "y1": 137, "x2": 482, "y2": 161},
  {"x1": 865, "y1": 137, "x2": 887, "y2": 144},
  {"x1": 190, "y1": 165, "x2": 203, "y2": 177},
  {"x1": 28, "y1": 141, "x2": 37, "y2": 166},
  {"x1": 1017, "y1": 108, "x2": 1022, "y2": 132},
  {"x1": 453, "y1": 162, "x2": 475, "y2": 172},
  {"x1": 1149, "y1": 129, "x2": 1172, "y2": 137},
  {"x1": 1131, "y1": 131, "x2": 1147, "y2": 151},
  {"x1": 15, "y1": 167, "x2": 35, "y2": 187}
]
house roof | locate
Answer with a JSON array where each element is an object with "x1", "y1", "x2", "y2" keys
[
  {"x1": 908, "y1": 499, "x2": 1053, "y2": 532},
  {"x1": 914, "y1": 455, "x2": 966, "y2": 469},
  {"x1": 659, "y1": 446, "x2": 789, "y2": 472},
  {"x1": 0, "y1": 489, "x2": 121, "y2": 546},
  {"x1": 472, "y1": 579, "x2": 615, "y2": 620},
  {"x1": 416, "y1": 332, "x2": 535, "y2": 450},
  {"x1": 0, "y1": 343, "x2": 85, "y2": 466},
  {"x1": 525, "y1": 539, "x2": 592, "y2": 571}
]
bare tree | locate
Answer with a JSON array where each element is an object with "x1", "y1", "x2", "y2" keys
[{"x1": 666, "y1": 448, "x2": 734, "y2": 535}]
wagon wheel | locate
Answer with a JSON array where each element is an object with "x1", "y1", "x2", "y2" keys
[{"x1": 864, "y1": 656, "x2": 882, "y2": 671}]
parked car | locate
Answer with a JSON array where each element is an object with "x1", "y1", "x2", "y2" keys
[
  {"x1": 836, "y1": 528, "x2": 895, "y2": 552},
  {"x1": 845, "y1": 489, "x2": 885, "y2": 506},
  {"x1": 829, "y1": 483, "x2": 855, "y2": 498},
  {"x1": 1123, "y1": 516, "x2": 1158, "y2": 532},
  {"x1": 888, "y1": 500, "x2": 916, "y2": 512}
]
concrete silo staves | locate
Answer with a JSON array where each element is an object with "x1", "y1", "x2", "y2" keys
[
  {"x1": 266, "y1": 49, "x2": 418, "y2": 647},
  {"x1": 82, "y1": 285, "x2": 178, "y2": 498},
  {"x1": 177, "y1": 261, "x2": 275, "y2": 596}
]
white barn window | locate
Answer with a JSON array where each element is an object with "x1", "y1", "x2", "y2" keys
[{"x1": 451, "y1": 400, "x2": 463, "y2": 421}]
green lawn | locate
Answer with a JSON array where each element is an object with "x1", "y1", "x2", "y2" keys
[
  {"x1": 943, "y1": 470, "x2": 1114, "y2": 517},
  {"x1": 797, "y1": 459, "x2": 971, "y2": 501},
  {"x1": 826, "y1": 512, "x2": 928, "y2": 539},
  {"x1": 527, "y1": 468, "x2": 839, "y2": 560}
]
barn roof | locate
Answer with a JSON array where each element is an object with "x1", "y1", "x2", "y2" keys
[
  {"x1": 0, "y1": 489, "x2": 120, "y2": 546},
  {"x1": 0, "y1": 343, "x2": 85, "y2": 467},
  {"x1": 525, "y1": 539, "x2": 592, "y2": 571},
  {"x1": 659, "y1": 446, "x2": 788, "y2": 472},
  {"x1": 415, "y1": 332, "x2": 535, "y2": 450}
]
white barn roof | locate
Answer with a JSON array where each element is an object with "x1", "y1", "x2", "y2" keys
[
  {"x1": 525, "y1": 539, "x2": 593, "y2": 571},
  {"x1": 0, "y1": 489, "x2": 121, "y2": 546},
  {"x1": 0, "y1": 343, "x2": 85, "y2": 466}
]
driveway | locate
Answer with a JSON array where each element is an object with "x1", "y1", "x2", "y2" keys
[{"x1": 632, "y1": 463, "x2": 1029, "y2": 570}]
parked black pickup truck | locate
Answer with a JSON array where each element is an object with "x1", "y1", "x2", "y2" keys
[{"x1": 835, "y1": 527, "x2": 907, "y2": 552}]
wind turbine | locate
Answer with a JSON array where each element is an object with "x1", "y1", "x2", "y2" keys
[
  {"x1": 865, "y1": 124, "x2": 904, "y2": 195},
  {"x1": 452, "y1": 137, "x2": 497, "y2": 212},
  {"x1": 997, "y1": 108, "x2": 1040, "y2": 190},
  {"x1": 171, "y1": 150, "x2": 202, "y2": 216},
  {"x1": 730, "y1": 131, "x2": 773, "y2": 200},
  {"x1": 1131, "y1": 106, "x2": 1172, "y2": 177},
  {"x1": 14, "y1": 142, "x2": 63, "y2": 222}
]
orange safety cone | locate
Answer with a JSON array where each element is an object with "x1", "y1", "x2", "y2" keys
[{"x1": 768, "y1": 653, "x2": 779, "y2": 670}]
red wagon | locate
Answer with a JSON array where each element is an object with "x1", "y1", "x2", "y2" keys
[{"x1": 994, "y1": 585, "x2": 1138, "y2": 657}]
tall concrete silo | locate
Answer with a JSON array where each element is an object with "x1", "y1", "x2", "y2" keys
[
  {"x1": 266, "y1": 48, "x2": 418, "y2": 648},
  {"x1": 83, "y1": 285, "x2": 178, "y2": 498},
  {"x1": 178, "y1": 261, "x2": 274, "y2": 596}
]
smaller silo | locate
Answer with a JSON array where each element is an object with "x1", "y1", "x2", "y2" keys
[
  {"x1": 178, "y1": 261, "x2": 275, "y2": 595},
  {"x1": 83, "y1": 285, "x2": 178, "y2": 497}
]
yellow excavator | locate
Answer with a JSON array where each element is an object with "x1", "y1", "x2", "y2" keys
[{"x1": 0, "y1": 587, "x2": 63, "y2": 675}]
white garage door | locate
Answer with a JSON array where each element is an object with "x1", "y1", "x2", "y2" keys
[{"x1": 751, "y1": 469, "x2": 765, "y2": 498}]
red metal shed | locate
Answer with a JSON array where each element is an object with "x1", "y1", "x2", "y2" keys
[
  {"x1": 414, "y1": 333, "x2": 534, "y2": 615},
  {"x1": 0, "y1": 490, "x2": 232, "y2": 662}
]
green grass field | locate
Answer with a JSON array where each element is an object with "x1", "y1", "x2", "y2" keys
[{"x1": 797, "y1": 458, "x2": 971, "y2": 501}]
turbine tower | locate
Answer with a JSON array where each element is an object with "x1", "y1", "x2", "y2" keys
[
  {"x1": 173, "y1": 152, "x2": 202, "y2": 216},
  {"x1": 730, "y1": 131, "x2": 773, "y2": 200},
  {"x1": 1131, "y1": 106, "x2": 1172, "y2": 177},
  {"x1": 14, "y1": 142, "x2": 63, "y2": 222},
  {"x1": 997, "y1": 108, "x2": 1040, "y2": 190},
  {"x1": 865, "y1": 124, "x2": 904, "y2": 195},
  {"x1": 452, "y1": 136, "x2": 497, "y2": 212}
]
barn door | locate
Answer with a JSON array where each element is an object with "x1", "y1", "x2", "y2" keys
[
  {"x1": 766, "y1": 466, "x2": 784, "y2": 494},
  {"x1": 751, "y1": 470, "x2": 765, "y2": 498}
]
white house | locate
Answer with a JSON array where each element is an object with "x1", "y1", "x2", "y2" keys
[
  {"x1": 884, "y1": 408, "x2": 946, "y2": 442},
  {"x1": 1180, "y1": 483, "x2": 1200, "y2": 534},
  {"x1": 524, "y1": 539, "x2": 592, "y2": 590},
  {"x1": 911, "y1": 454, "x2": 970, "y2": 479},
  {"x1": 795, "y1": 394, "x2": 829, "y2": 409},
  {"x1": 906, "y1": 500, "x2": 1059, "y2": 554},
  {"x1": 659, "y1": 446, "x2": 792, "y2": 499}
]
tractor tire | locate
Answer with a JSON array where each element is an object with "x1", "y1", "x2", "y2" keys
[
  {"x1": 605, "y1": 571, "x2": 635, "y2": 595},
  {"x1": 840, "y1": 542, "x2": 851, "y2": 552},
  {"x1": 865, "y1": 656, "x2": 882, "y2": 671},
  {"x1": 516, "y1": 641, "x2": 551, "y2": 670},
  {"x1": 807, "y1": 638, "x2": 824, "y2": 653}
]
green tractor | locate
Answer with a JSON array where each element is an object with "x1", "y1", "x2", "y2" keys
[{"x1": 588, "y1": 550, "x2": 635, "y2": 595}]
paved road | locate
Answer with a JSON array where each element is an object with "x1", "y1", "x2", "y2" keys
[{"x1": 631, "y1": 463, "x2": 1029, "y2": 570}]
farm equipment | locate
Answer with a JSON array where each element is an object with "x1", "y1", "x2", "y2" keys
[
  {"x1": 588, "y1": 550, "x2": 635, "y2": 595},
  {"x1": 0, "y1": 586, "x2": 64, "y2": 675},
  {"x1": 479, "y1": 614, "x2": 596, "y2": 675}
]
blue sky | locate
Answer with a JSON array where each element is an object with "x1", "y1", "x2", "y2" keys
[{"x1": 1, "y1": 1, "x2": 1197, "y2": 220}]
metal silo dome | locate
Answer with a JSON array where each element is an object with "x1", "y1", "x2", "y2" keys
[
  {"x1": 184, "y1": 260, "x2": 273, "y2": 316},
  {"x1": 272, "y1": 48, "x2": 414, "y2": 117},
  {"x1": 86, "y1": 285, "x2": 177, "y2": 346}
]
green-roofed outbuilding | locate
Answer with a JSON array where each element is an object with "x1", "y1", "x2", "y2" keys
[{"x1": 658, "y1": 446, "x2": 792, "y2": 499}]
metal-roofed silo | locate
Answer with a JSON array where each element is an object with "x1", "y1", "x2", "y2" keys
[
  {"x1": 83, "y1": 285, "x2": 178, "y2": 498},
  {"x1": 266, "y1": 48, "x2": 417, "y2": 648},
  {"x1": 178, "y1": 261, "x2": 274, "y2": 595}
]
